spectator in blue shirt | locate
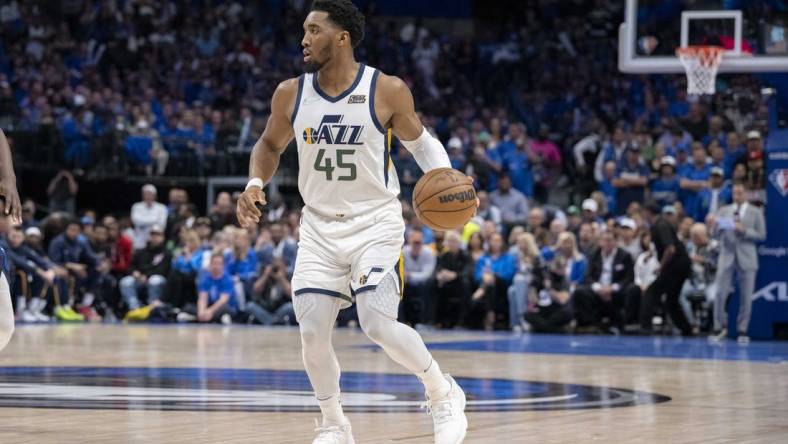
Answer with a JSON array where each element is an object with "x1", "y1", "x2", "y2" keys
[
  {"x1": 674, "y1": 142, "x2": 692, "y2": 175},
  {"x1": 472, "y1": 232, "x2": 516, "y2": 330},
  {"x1": 701, "y1": 116, "x2": 726, "y2": 148},
  {"x1": 165, "y1": 230, "x2": 203, "y2": 309},
  {"x1": 502, "y1": 124, "x2": 534, "y2": 198},
  {"x1": 544, "y1": 231, "x2": 588, "y2": 292},
  {"x1": 61, "y1": 100, "x2": 93, "y2": 168},
  {"x1": 225, "y1": 228, "x2": 258, "y2": 301},
  {"x1": 651, "y1": 156, "x2": 681, "y2": 208},
  {"x1": 447, "y1": 137, "x2": 466, "y2": 170},
  {"x1": 693, "y1": 167, "x2": 732, "y2": 223},
  {"x1": 668, "y1": 90, "x2": 690, "y2": 117},
  {"x1": 593, "y1": 126, "x2": 627, "y2": 184},
  {"x1": 599, "y1": 160, "x2": 617, "y2": 216},
  {"x1": 708, "y1": 139, "x2": 725, "y2": 171},
  {"x1": 193, "y1": 252, "x2": 237, "y2": 324},
  {"x1": 723, "y1": 131, "x2": 745, "y2": 178},
  {"x1": 257, "y1": 222, "x2": 298, "y2": 276},
  {"x1": 679, "y1": 142, "x2": 711, "y2": 217},
  {"x1": 613, "y1": 146, "x2": 649, "y2": 216}
]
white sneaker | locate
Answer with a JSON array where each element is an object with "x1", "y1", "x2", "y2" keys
[
  {"x1": 312, "y1": 419, "x2": 355, "y2": 444},
  {"x1": 21, "y1": 310, "x2": 38, "y2": 323},
  {"x1": 220, "y1": 313, "x2": 232, "y2": 325},
  {"x1": 31, "y1": 299, "x2": 50, "y2": 322},
  {"x1": 423, "y1": 374, "x2": 468, "y2": 444},
  {"x1": 708, "y1": 330, "x2": 728, "y2": 342},
  {"x1": 176, "y1": 312, "x2": 196, "y2": 323}
]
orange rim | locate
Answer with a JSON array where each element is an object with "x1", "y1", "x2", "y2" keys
[{"x1": 676, "y1": 45, "x2": 724, "y2": 67}]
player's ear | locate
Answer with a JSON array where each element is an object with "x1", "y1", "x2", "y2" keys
[{"x1": 337, "y1": 30, "x2": 350, "y2": 47}]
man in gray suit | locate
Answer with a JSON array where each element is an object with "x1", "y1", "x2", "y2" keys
[{"x1": 709, "y1": 183, "x2": 766, "y2": 344}]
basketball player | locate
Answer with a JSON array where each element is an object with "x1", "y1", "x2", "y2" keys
[
  {"x1": 0, "y1": 128, "x2": 22, "y2": 352},
  {"x1": 236, "y1": 1, "x2": 471, "y2": 442}
]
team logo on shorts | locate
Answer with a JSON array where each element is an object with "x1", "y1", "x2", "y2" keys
[
  {"x1": 359, "y1": 274, "x2": 368, "y2": 285},
  {"x1": 0, "y1": 367, "x2": 670, "y2": 412},
  {"x1": 302, "y1": 115, "x2": 364, "y2": 145}
]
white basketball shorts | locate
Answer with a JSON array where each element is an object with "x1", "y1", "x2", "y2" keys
[{"x1": 292, "y1": 199, "x2": 405, "y2": 308}]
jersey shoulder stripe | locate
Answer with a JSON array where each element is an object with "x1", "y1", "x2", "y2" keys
[{"x1": 290, "y1": 74, "x2": 305, "y2": 124}]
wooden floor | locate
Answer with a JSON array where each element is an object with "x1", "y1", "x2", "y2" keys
[{"x1": 0, "y1": 324, "x2": 786, "y2": 443}]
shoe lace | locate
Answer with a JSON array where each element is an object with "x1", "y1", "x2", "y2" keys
[{"x1": 421, "y1": 398, "x2": 454, "y2": 424}]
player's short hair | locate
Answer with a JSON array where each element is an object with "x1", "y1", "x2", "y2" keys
[{"x1": 311, "y1": 0, "x2": 365, "y2": 48}]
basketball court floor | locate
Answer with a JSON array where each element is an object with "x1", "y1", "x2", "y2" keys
[{"x1": 0, "y1": 325, "x2": 786, "y2": 443}]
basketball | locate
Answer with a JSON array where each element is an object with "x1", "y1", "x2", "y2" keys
[{"x1": 412, "y1": 168, "x2": 476, "y2": 231}]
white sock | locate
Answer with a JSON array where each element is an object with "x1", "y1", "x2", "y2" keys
[
  {"x1": 81, "y1": 292, "x2": 95, "y2": 307},
  {"x1": 318, "y1": 394, "x2": 348, "y2": 426},
  {"x1": 421, "y1": 359, "x2": 451, "y2": 400}
]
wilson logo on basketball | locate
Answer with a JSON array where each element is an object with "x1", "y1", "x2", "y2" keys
[{"x1": 438, "y1": 189, "x2": 476, "y2": 204}]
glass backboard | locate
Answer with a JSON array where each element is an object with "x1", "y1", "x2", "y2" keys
[{"x1": 619, "y1": 0, "x2": 788, "y2": 73}]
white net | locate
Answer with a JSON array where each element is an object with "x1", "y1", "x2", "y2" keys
[{"x1": 676, "y1": 46, "x2": 724, "y2": 95}]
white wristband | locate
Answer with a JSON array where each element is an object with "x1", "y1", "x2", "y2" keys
[{"x1": 245, "y1": 177, "x2": 265, "y2": 191}]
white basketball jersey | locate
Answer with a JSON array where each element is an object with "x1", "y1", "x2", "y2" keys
[{"x1": 291, "y1": 63, "x2": 400, "y2": 218}]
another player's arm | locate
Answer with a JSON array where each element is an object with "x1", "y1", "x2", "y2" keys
[
  {"x1": 0, "y1": 129, "x2": 21, "y2": 222},
  {"x1": 237, "y1": 79, "x2": 299, "y2": 228}
]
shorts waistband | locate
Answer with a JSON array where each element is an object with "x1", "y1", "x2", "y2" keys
[{"x1": 304, "y1": 198, "x2": 399, "y2": 222}]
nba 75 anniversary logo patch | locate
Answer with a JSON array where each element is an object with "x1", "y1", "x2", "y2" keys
[
  {"x1": 348, "y1": 94, "x2": 366, "y2": 104},
  {"x1": 769, "y1": 169, "x2": 788, "y2": 197}
]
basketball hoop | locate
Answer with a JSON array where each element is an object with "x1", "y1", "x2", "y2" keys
[{"x1": 676, "y1": 46, "x2": 724, "y2": 95}]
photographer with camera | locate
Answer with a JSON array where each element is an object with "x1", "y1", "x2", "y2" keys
[
  {"x1": 245, "y1": 257, "x2": 295, "y2": 325},
  {"x1": 523, "y1": 241, "x2": 572, "y2": 333}
]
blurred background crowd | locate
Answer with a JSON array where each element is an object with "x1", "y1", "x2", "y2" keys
[{"x1": 0, "y1": 1, "x2": 778, "y2": 334}]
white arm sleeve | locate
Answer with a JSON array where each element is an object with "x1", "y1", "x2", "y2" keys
[{"x1": 399, "y1": 127, "x2": 451, "y2": 172}]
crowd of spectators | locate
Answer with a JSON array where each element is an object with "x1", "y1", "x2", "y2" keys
[
  {"x1": 1, "y1": 1, "x2": 772, "y2": 186},
  {"x1": 4, "y1": 184, "x2": 300, "y2": 325},
  {"x1": 0, "y1": 1, "x2": 776, "y2": 334},
  {"x1": 0, "y1": 172, "x2": 759, "y2": 337}
]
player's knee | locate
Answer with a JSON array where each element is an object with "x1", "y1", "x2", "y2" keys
[
  {"x1": 358, "y1": 309, "x2": 386, "y2": 344},
  {"x1": 298, "y1": 320, "x2": 324, "y2": 348}
]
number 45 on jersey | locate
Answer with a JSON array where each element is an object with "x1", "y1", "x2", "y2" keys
[{"x1": 314, "y1": 148, "x2": 357, "y2": 181}]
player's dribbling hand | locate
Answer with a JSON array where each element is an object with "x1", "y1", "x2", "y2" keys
[
  {"x1": 0, "y1": 178, "x2": 22, "y2": 224},
  {"x1": 237, "y1": 186, "x2": 267, "y2": 228}
]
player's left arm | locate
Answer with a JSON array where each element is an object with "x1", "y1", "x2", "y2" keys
[
  {"x1": 375, "y1": 74, "x2": 451, "y2": 172},
  {"x1": 0, "y1": 129, "x2": 21, "y2": 222}
]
